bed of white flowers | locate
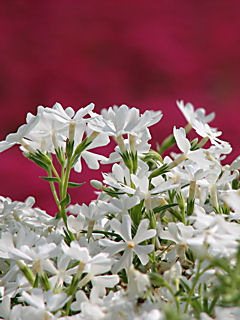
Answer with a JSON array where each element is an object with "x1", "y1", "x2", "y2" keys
[{"x1": 0, "y1": 101, "x2": 240, "y2": 320}]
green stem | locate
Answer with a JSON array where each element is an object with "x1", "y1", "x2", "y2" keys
[
  {"x1": 16, "y1": 260, "x2": 35, "y2": 286},
  {"x1": 80, "y1": 229, "x2": 120, "y2": 238},
  {"x1": 184, "y1": 262, "x2": 212, "y2": 313},
  {"x1": 60, "y1": 165, "x2": 65, "y2": 200},
  {"x1": 164, "y1": 281, "x2": 180, "y2": 314},
  {"x1": 63, "y1": 158, "x2": 72, "y2": 199},
  {"x1": 65, "y1": 263, "x2": 85, "y2": 315},
  {"x1": 46, "y1": 168, "x2": 60, "y2": 210},
  {"x1": 50, "y1": 161, "x2": 61, "y2": 181},
  {"x1": 184, "y1": 261, "x2": 201, "y2": 313}
]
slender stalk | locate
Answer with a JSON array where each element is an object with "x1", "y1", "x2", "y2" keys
[
  {"x1": 65, "y1": 262, "x2": 85, "y2": 315},
  {"x1": 164, "y1": 280, "x2": 180, "y2": 314},
  {"x1": 63, "y1": 158, "x2": 72, "y2": 199},
  {"x1": 184, "y1": 260, "x2": 202, "y2": 313},
  {"x1": 50, "y1": 161, "x2": 61, "y2": 181},
  {"x1": 46, "y1": 167, "x2": 60, "y2": 209},
  {"x1": 184, "y1": 262, "x2": 212, "y2": 313}
]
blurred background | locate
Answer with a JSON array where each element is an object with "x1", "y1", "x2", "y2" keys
[{"x1": 0, "y1": 1, "x2": 240, "y2": 215}]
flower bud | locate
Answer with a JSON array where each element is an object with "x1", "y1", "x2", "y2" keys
[{"x1": 90, "y1": 180, "x2": 103, "y2": 190}]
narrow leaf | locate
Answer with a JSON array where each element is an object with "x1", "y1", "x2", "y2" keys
[
  {"x1": 153, "y1": 203, "x2": 178, "y2": 214},
  {"x1": 40, "y1": 176, "x2": 60, "y2": 182},
  {"x1": 60, "y1": 193, "x2": 71, "y2": 207},
  {"x1": 68, "y1": 182, "x2": 86, "y2": 188}
]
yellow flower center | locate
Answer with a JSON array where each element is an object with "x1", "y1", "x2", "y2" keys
[{"x1": 127, "y1": 241, "x2": 135, "y2": 249}]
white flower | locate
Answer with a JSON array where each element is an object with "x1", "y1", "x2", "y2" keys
[
  {"x1": 158, "y1": 222, "x2": 195, "y2": 261},
  {"x1": 192, "y1": 120, "x2": 229, "y2": 146},
  {"x1": 230, "y1": 155, "x2": 240, "y2": 170},
  {"x1": 25, "y1": 106, "x2": 68, "y2": 153},
  {"x1": 221, "y1": 190, "x2": 240, "y2": 220},
  {"x1": 0, "y1": 196, "x2": 54, "y2": 234},
  {"x1": 172, "y1": 126, "x2": 211, "y2": 168},
  {"x1": 62, "y1": 241, "x2": 113, "y2": 276},
  {"x1": 9, "y1": 238, "x2": 59, "y2": 276},
  {"x1": 68, "y1": 200, "x2": 106, "y2": 225},
  {"x1": 177, "y1": 100, "x2": 215, "y2": 125},
  {"x1": 102, "y1": 160, "x2": 178, "y2": 211},
  {"x1": 99, "y1": 215, "x2": 156, "y2": 273},
  {"x1": 0, "y1": 115, "x2": 40, "y2": 153},
  {"x1": 48, "y1": 254, "x2": 73, "y2": 288},
  {"x1": 101, "y1": 130, "x2": 151, "y2": 164},
  {"x1": 73, "y1": 130, "x2": 110, "y2": 173},
  {"x1": 127, "y1": 265, "x2": 150, "y2": 299},
  {"x1": 88, "y1": 104, "x2": 163, "y2": 138},
  {"x1": 79, "y1": 301, "x2": 106, "y2": 320},
  {"x1": 187, "y1": 213, "x2": 240, "y2": 258},
  {"x1": 67, "y1": 200, "x2": 106, "y2": 239},
  {"x1": 71, "y1": 275, "x2": 119, "y2": 311},
  {"x1": 100, "y1": 194, "x2": 140, "y2": 217},
  {"x1": 21, "y1": 288, "x2": 69, "y2": 313},
  {"x1": 131, "y1": 172, "x2": 179, "y2": 211},
  {"x1": 133, "y1": 309, "x2": 164, "y2": 320},
  {"x1": 29, "y1": 102, "x2": 94, "y2": 147}
]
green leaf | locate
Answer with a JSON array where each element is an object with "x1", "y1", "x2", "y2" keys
[
  {"x1": 73, "y1": 139, "x2": 92, "y2": 157},
  {"x1": 33, "y1": 273, "x2": 39, "y2": 288},
  {"x1": 35, "y1": 150, "x2": 52, "y2": 165},
  {"x1": 102, "y1": 187, "x2": 125, "y2": 197},
  {"x1": 27, "y1": 155, "x2": 49, "y2": 170},
  {"x1": 180, "y1": 279, "x2": 190, "y2": 293},
  {"x1": 55, "y1": 212, "x2": 61, "y2": 220},
  {"x1": 149, "y1": 164, "x2": 169, "y2": 179},
  {"x1": 153, "y1": 203, "x2": 178, "y2": 214},
  {"x1": 129, "y1": 200, "x2": 144, "y2": 228},
  {"x1": 157, "y1": 134, "x2": 176, "y2": 155},
  {"x1": 68, "y1": 181, "x2": 86, "y2": 188},
  {"x1": 149, "y1": 272, "x2": 166, "y2": 287},
  {"x1": 143, "y1": 150, "x2": 163, "y2": 163},
  {"x1": 55, "y1": 147, "x2": 65, "y2": 166},
  {"x1": 60, "y1": 193, "x2": 71, "y2": 207},
  {"x1": 120, "y1": 151, "x2": 133, "y2": 172},
  {"x1": 131, "y1": 151, "x2": 138, "y2": 174},
  {"x1": 190, "y1": 138, "x2": 199, "y2": 150},
  {"x1": 63, "y1": 228, "x2": 75, "y2": 245},
  {"x1": 66, "y1": 139, "x2": 74, "y2": 158},
  {"x1": 187, "y1": 199, "x2": 195, "y2": 216},
  {"x1": 40, "y1": 176, "x2": 60, "y2": 182}
]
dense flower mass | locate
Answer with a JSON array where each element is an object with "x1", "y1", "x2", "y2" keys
[{"x1": 0, "y1": 101, "x2": 240, "y2": 319}]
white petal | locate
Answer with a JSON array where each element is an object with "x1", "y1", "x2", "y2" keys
[
  {"x1": 82, "y1": 151, "x2": 107, "y2": 170},
  {"x1": 134, "y1": 244, "x2": 154, "y2": 265},
  {"x1": 112, "y1": 248, "x2": 133, "y2": 273},
  {"x1": 99, "y1": 239, "x2": 126, "y2": 255},
  {"x1": 92, "y1": 275, "x2": 119, "y2": 290},
  {"x1": 46, "y1": 291, "x2": 69, "y2": 311},
  {"x1": 22, "y1": 289, "x2": 45, "y2": 309},
  {"x1": 173, "y1": 126, "x2": 191, "y2": 154},
  {"x1": 133, "y1": 219, "x2": 156, "y2": 244},
  {"x1": 120, "y1": 215, "x2": 132, "y2": 242}
]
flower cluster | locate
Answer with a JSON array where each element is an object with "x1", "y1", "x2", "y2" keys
[{"x1": 0, "y1": 101, "x2": 240, "y2": 320}]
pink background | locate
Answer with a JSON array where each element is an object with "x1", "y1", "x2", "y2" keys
[{"x1": 0, "y1": 1, "x2": 240, "y2": 215}]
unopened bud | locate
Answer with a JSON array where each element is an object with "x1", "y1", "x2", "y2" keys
[{"x1": 90, "y1": 180, "x2": 103, "y2": 190}]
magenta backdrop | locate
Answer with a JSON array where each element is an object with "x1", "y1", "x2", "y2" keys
[{"x1": 0, "y1": 1, "x2": 240, "y2": 215}]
